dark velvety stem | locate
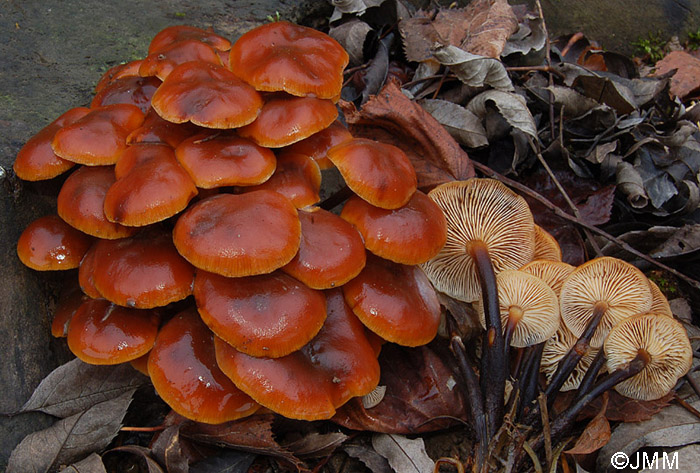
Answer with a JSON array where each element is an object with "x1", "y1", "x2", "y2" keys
[
  {"x1": 518, "y1": 342, "x2": 545, "y2": 421},
  {"x1": 574, "y1": 349, "x2": 606, "y2": 401},
  {"x1": 450, "y1": 335, "x2": 487, "y2": 468},
  {"x1": 319, "y1": 185, "x2": 353, "y2": 210},
  {"x1": 545, "y1": 302, "x2": 607, "y2": 407},
  {"x1": 471, "y1": 242, "x2": 505, "y2": 441}
]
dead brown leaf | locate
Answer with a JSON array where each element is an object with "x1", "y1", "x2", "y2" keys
[
  {"x1": 578, "y1": 390, "x2": 675, "y2": 423},
  {"x1": 564, "y1": 393, "x2": 610, "y2": 455},
  {"x1": 340, "y1": 80, "x2": 474, "y2": 189},
  {"x1": 400, "y1": 0, "x2": 517, "y2": 61},
  {"x1": 654, "y1": 51, "x2": 700, "y2": 99}
]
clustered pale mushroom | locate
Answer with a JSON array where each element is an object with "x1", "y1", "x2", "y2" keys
[{"x1": 14, "y1": 22, "x2": 448, "y2": 424}]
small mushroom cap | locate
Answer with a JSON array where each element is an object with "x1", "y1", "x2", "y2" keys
[
  {"x1": 78, "y1": 243, "x2": 102, "y2": 299},
  {"x1": 560, "y1": 257, "x2": 653, "y2": 348},
  {"x1": 532, "y1": 225, "x2": 562, "y2": 262},
  {"x1": 151, "y1": 61, "x2": 263, "y2": 129},
  {"x1": 148, "y1": 308, "x2": 260, "y2": 423},
  {"x1": 172, "y1": 191, "x2": 301, "y2": 278},
  {"x1": 648, "y1": 279, "x2": 673, "y2": 317},
  {"x1": 126, "y1": 109, "x2": 201, "y2": 148},
  {"x1": 140, "y1": 39, "x2": 223, "y2": 80},
  {"x1": 51, "y1": 104, "x2": 145, "y2": 166},
  {"x1": 103, "y1": 144, "x2": 198, "y2": 227},
  {"x1": 541, "y1": 324, "x2": 601, "y2": 391},
  {"x1": 519, "y1": 260, "x2": 575, "y2": 297},
  {"x1": 67, "y1": 299, "x2": 160, "y2": 365},
  {"x1": 13, "y1": 107, "x2": 90, "y2": 181},
  {"x1": 342, "y1": 255, "x2": 441, "y2": 346},
  {"x1": 17, "y1": 215, "x2": 93, "y2": 271},
  {"x1": 422, "y1": 178, "x2": 536, "y2": 303},
  {"x1": 476, "y1": 270, "x2": 560, "y2": 347},
  {"x1": 214, "y1": 288, "x2": 380, "y2": 420},
  {"x1": 92, "y1": 230, "x2": 195, "y2": 309},
  {"x1": 51, "y1": 281, "x2": 91, "y2": 338},
  {"x1": 282, "y1": 208, "x2": 367, "y2": 290},
  {"x1": 327, "y1": 138, "x2": 417, "y2": 210},
  {"x1": 340, "y1": 190, "x2": 447, "y2": 265},
  {"x1": 284, "y1": 120, "x2": 353, "y2": 170},
  {"x1": 195, "y1": 270, "x2": 327, "y2": 358},
  {"x1": 57, "y1": 165, "x2": 137, "y2": 239},
  {"x1": 148, "y1": 25, "x2": 231, "y2": 54},
  {"x1": 240, "y1": 151, "x2": 321, "y2": 208},
  {"x1": 229, "y1": 21, "x2": 349, "y2": 99},
  {"x1": 91, "y1": 75, "x2": 162, "y2": 114},
  {"x1": 174, "y1": 131, "x2": 276, "y2": 189},
  {"x1": 95, "y1": 60, "x2": 143, "y2": 94},
  {"x1": 237, "y1": 94, "x2": 338, "y2": 148},
  {"x1": 605, "y1": 313, "x2": 692, "y2": 400}
]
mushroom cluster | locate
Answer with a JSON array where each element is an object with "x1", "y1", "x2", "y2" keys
[{"x1": 14, "y1": 22, "x2": 447, "y2": 423}]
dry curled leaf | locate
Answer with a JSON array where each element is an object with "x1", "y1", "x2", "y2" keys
[
  {"x1": 151, "y1": 425, "x2": 189, "y2": 473},
  {"x1": 419, "y1": 99, "x2": 488, "y2": 148},
  {"x1": 283, "y1": 432, "x2": 348, "y2": 458},
  {"x1": 344, "y1": 444, "x2": 393, "y2": 473},
  {"x1": 654, "y1": 51, "x2": 700, "y2": 99},
  {"x1": 20, "y1": 358, "x2": 147, "y2": 418},
  {"x1": 372, "y1": 434, "x2": 435, "y2": 473},
  {"x1": 565, "y1": 393, "x2": 611, "y2": 455},
  {"x1": 7, "y1": 390, "x2": 135, "y2": 473},
  {"x1": 58, "y1": 453, "x2": 107, "y2": 473},
  {"x1": 432, "y1": 44, "x2": 514, "y2": 91},
  {"x1": 340, "y1": 80, "x2": 474, "y2": 188},
  {"x1": 105, "y1": 446, "x2": 165, "y2": 473},
  {"x1": 189, "y1": 450, "x2": 256, "y2": 473},
  {"x1": 466, "y1": 89, "x2": 537, "y2": 138}
]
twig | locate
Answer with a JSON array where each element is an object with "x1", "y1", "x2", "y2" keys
[
  {"x1": 535, "y1": 0, "x2": 556, "y2": 142},
  {"x1": 521, "y1": 441, "x2": 543, "y2": 473},
  {"x1": 685, "y1": 373, "x2": 700, "y2": 398},
  {"x1": 538, "y1": 393, "x2": 553, "y2": 468},
  {"x1": 674, "y1": 393, "x2": 700, "y2": 421},
  {"x1": 470, "y1": 159, "x2": 700, "y2": 291},
  {"x1": 120, "y1": 425, "x2": 166, "y2": 432},
  {"x1": 505, "y1": 65, "x2": 565, "y2": 79},
  {"x1": 431, "y1": 66, "x2": 450, "y2": 99}
]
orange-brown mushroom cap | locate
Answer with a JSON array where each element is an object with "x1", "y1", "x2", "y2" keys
[
  {"x1": 17, "y1": 215, "x2": 93, "y2": 271},
  {"x1": 284, "y1": 120, "x2": 353, "y2": 170},
  {"x1": 95, "y1": 60, "x2": 143, "y2": 94},
  {"x1": 140, "y1": 39, "x2": 223, "y2": 80},
  {"x1": 13, "y1": 107, "x2": 91, "y2": 181},
  {"x1": 91, "y1": 75, "x2": 162, "y2": 114},
  {"x1": 51, "y1": 104, "x2": 145, "y2": 166},
  {"x1": 174, "y1": 131, "x2": 276, "y2": 189},
  {"x1": 103, "y1": 144, "x2": 198, "y2": 227},
  {"x1": 532, "y1": 225, "x2": 562, "y2": 262},
  {"x1": 57, "y1": 165, "x2": 138, "y2": 239},
  {"x1": 91, "y1": 230, "x2": 195, "y2": 309},
  {"x1": 148, "y1": 25, "x2": 231, "y2": 54},
  {"x1": 215, "y1": 288, "x2": 380, "y2": 420},
  {"x1": 237, "y1": 94, "x2": 338, "y2": 148},
  {"x1": 282, "y1": 208, "x2": 367, "y2": 290},
  {"x1": 151, "y1": 61, "x2": 263, "y2": 129},
  {"x1": 126, "y1": 109, "x2": 201, "y2": 148},
  {"x1": 327, "y1": 138, "x2": 417, "y2": 210},
  {"x1": 172, "y1": 191, "x2": 301, "y2": 278},
  {"x1": 51, "y1": 281, "x2": 91, "y2": 338},
  {"x1": 67, "y1": 298, "x2": 160, "y2": 365},
  {"x1": 195, "y1": 270, "x2": 327, "y2": 358},
  {"x1": 78, "y1": 243, "x2": 102, "y2": 299},
  {"x1": 229, "y1": 21, "x2": 349, "y2": 100},
  {"x1": 340, "y1": 190, "x2": 447, "y2": 265},
  {"x1": 342, "y1": 255, "x2": 441, "y2": 346},
  {"x1": 241, "y1": 151, "x2": 321, "y2": 208},
  {"x1": 148, "y1": 308, "x2": 260, "y2": 423}
]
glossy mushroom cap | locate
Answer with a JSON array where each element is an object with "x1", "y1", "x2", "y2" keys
[
  {"x1": 57, "y1": 165, "x2": 137, "y2": 239},
  {"x1": 51, "y1": 281, "x2": 91, "y2": 338},
  {"x1": 103, "y1": 144, "x2": 198, "y2": 227},
  {"x1": 541, "y1": 324, "x2": 601, "y2": 391},
  {"x1": 174, "y1": 131, "x2": 276, "y2": 189},
  {"x1": 476, "y1": 270, "x2": 560, "y2": 347},
  {"x1": 151, "y1": 61, "x2": 263, "y2": 129},
  {"x1": 532, "y1": 225, "x2": 562, "y2": 262},
  {"x1": 241, "y1": 151, "x2": 322, "y2": 208},
  {"x1": 560, "y1": 257, "x2": 653, "y2": 348},
  {"x1": 78, "y1": 243, "x2": 102, "y2": 299},
  {"x1": 140, "y1": 40, "x2": 224, "y2": 80},
  {"x1": 214, "y1": 289, "x2": 380, "y2": 420},
  {"x1": 282, "y1": 208, "x2": 366, "y2": 290},
  {"x1": 95, "y1": 60, "x2": 142, "y2": 94},
  {"x1": 172, "y1": 191, "x2": 301, "y2": 277},
  {"x1": 91, "y1": 75, "x2": 161, "y2": 114},
  {"x1": 229, "y1": 21, "x2": 349, "y2": 99},
  {"x1": 342, "y1": 255, "x2": 441, "y2": 346},
  {"x1": 327, "y1": 138, "x2": 417, "y2": 210},
  {"x1": 519, "y1": 260, "x2": 575, "y2": 297},
  {"x1": 340, "y1": 190, "x2": 447, "y2": 265},
  {"x1": 13, "y1": 107, "x2": 90, "y2": 181},
  {"x1": 148, "y1": 308, "x2": 260, "y2": 423},
  {"x1": 17, "y1": 215, "x2": 93, "y2": 271},
  {"x1": 51, "y1": 104, "x2": 145, "y2": 166},
  {"x1": 91, "y1": 230, "x2": 195, "y2": 309},
  {"x1": 605, "y1": 313, "x2": 692, "y2": 400},
  {"x1": 195, "y1": 270, "x2": 327, "y2": 358},
  {"x1": 284, "y1": 120, "x2": 353, "y2": 170},
  {"x1": 237, "y1": 94, "x2": 338, "y2": 148},
  {"x1": 422, "y1": 178, "x2": 535, "y2": 302},
  {"x1": 67, "y1": 299, "x2": 160, "y2": 365},
  {"x1": 126, "y1": 109, "x2": 200, "y2": 148},
  {"x1": 148, "y1": 25, "x2": 231, "y2": 54}
]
